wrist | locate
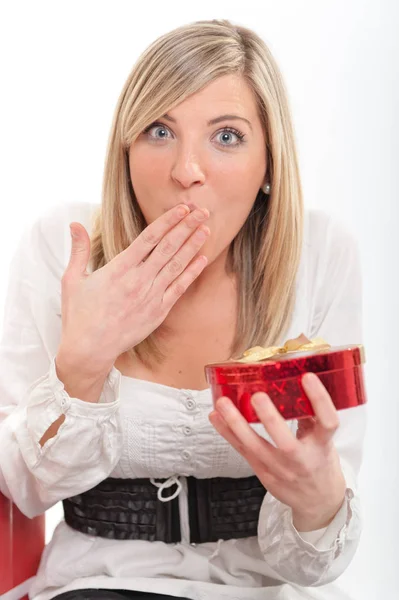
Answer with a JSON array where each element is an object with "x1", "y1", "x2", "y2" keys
[
  {"x1": 56, "y1": 343, "x2": 114, "y2": 380},
  {"x1": 292, "y1": 493, "x2": 346, "y2": 532},
  {"x1": 55, "y1": 350, "x2": 112, "y2": 404}
]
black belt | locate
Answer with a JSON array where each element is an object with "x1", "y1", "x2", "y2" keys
[{"x1": 62, "y1": 475, "x2": 267, "y2": 544}]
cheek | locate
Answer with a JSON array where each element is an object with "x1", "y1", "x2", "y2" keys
[
  {"x1": 205, "y1": 202, "x2": 250, "y2": 256},
  {"x1": 215, "y1": 153, "x2": 264, "y2": 195},
  {"x1": 130, "y1": 150, "x2": 166, "y2": 191},
  {"x1": 129, "y1": 149, "x2": 168, "y2": 222},
  {"x1": 204, "y1": 164, "x2": 263, "y2": 255},
  {"x1": 213, "y1": 166, "x2": 261, "y2": 223}
]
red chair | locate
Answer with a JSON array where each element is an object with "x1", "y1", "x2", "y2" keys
[{"x1": 0, "y1": 492, "x2": 45, "y2": 600}]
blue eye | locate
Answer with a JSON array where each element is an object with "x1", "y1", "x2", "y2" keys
[
  {"x1": 144, "y1": 123, "x2": 172, "y2": 140},
  {"x1": 142, "y1": 122, "x2": 246, "y2": 147},
  {"x1": 216, "y1": 128, "x2": 245, "y2": 146}
]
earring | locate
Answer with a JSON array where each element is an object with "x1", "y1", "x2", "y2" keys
[{"x1": 262, "y1": 183, "x2": 271, "y2": 194}]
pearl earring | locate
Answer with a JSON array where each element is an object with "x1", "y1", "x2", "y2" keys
[{"x1": 262, "y1": 183, "x2": 271, "y2": 194}]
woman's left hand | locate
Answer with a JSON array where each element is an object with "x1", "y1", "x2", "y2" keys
[{"x1": 209, "y1": 372, "x2": 347, "y2": 531}]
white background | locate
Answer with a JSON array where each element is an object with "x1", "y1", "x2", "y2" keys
[{"x1": 0, "y1": 1, "x2": 398, "y2": 598}]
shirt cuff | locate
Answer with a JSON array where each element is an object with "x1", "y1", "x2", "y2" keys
[
  {"x1": 291, "y1": 487, "x2": 354, "y2": 551},
  {"x1": 257, "y1": 486, "x2": 357, "y2": 586},
  {"x1": 24, "y1": 356, "x2": 121, "y2": 460},
  {"x1": 295, "y1": 525, "x2": 328, "y2": 546}
]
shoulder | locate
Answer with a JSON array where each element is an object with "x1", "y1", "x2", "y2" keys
[
  {"x1": 33, "y1": 200, "x2": 100, "y2": 241},
  {"x1": 10, "y1": 201, "x2": 100, "y2": 280},
  {"x1": 302, "y1": 208, "x2": 363, "y2": 342},
  {"x1": 30, "y1": 200, "x2": 99, "y2": 255},
  {"x1": 303, "y1": 208, "x2": 361, "y2": 276},
  {"x1": 304, "y1": 208, "x2": 359, "y2": 251}
]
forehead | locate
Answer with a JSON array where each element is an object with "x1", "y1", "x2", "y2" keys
[{"x1": 168, "y1": 74, "x2": 259, "y2": 119}]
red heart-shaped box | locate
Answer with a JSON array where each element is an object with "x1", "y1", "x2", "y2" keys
[{"x1": 205, "y1": 344, "x2": 367, "y2": 422}]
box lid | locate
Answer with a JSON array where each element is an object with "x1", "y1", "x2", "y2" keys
[{"x1": 205, "y1": 344, "x2": 365, "y2": 385}]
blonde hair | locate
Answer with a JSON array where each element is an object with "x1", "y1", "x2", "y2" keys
[{"x1": 89, "y1": 19, "x2": 304, "y2": 368}]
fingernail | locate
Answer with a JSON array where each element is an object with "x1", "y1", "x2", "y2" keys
[
  {"x1": 303, "y1": 372, "x2": 318, "y2": 387},
  {"x1": 177, "y1": 205, "x2": 190, "y2": 218}
]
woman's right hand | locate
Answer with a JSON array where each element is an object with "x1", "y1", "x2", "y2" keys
[{"x1": 57, "y1": 204, "x2": 210, "y2": 378}]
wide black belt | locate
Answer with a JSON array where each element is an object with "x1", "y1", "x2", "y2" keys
[{"x1": 62, "y1": 475, "x2": 267, "y2": 544}]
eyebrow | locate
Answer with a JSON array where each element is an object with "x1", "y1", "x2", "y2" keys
[{"x1": 162, "y1": 113, "x2": 252, "y2": 131}]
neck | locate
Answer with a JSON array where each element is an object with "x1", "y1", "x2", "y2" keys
[{"x1": 160, "y1": 247, "x2": 237, "y2": 331}]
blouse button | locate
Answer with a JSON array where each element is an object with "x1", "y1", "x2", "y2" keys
[
  {"x1": 182, "y1": 450, "x2": 192, "y2": 461},
  {"x1": 185, "y1": 398, "x2": 196, "y2": 411},
  {"x1": 183, "y1": 426, "x2": 192, "y2": 436}
]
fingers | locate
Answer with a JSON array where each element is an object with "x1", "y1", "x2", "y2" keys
[
  {"x1": 209, "y1": 409, "x2": 269, "y2": 475},
  {"x1": 154, "y1": 224, "x2": 210, "y2": 296},
  {"x1": 250, "y1": 392, "x2": 298, "y2": 453},
  {"x1": 209, "y1": 410, "x2": 244, "y2": 451},
  {"x1": 113, "y1": 205, "x2": 210, "y2": 309},
  {"x1": 144, "y1": 207, "x2": 210, "y2": 277},
  {"x1": 118, "y1": 204, "x2": 191, "y2": 267},
  {"x1": 212, "y1": 396, "x2": 276, "y2": 464},
  {"x1": 65, "y1": 222, "x2": 91, "y2": 279},
  {"x1": 301, "y1": 373, "x2": 340, "y2": 444},
  {"x1": 162, "y1": 254, "x2": 208, "y2": 309}
]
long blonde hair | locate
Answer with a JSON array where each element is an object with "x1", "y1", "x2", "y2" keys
[{"x1": 89, "y1": 19, "x2": 304, "y2": 368}]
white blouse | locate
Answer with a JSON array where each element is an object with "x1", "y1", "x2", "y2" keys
[{"x1": 0, "y1": 201, "x2": 367, "y2": 600}]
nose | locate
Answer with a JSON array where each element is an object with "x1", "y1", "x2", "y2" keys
[{"x1": 170, "y1": 145, "x2": 205, "y2": 189}]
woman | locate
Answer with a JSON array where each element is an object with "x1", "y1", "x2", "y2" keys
[{"x1": 0, "y1": 19, "x2": 366, "y2": 600}]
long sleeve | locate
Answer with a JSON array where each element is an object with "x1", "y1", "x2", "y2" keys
[
  {"x1": 257, "y1": 210, "x2": 367, "y2": 586},
  {"x1": 0, "y1": 205, "x2": 123, "y2": 518}
]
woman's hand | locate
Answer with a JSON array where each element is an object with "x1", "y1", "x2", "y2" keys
[
  {"x1": 209, "y1": 372, "x2": 347, "y2": 532},
  {"x1": 58, "y1": 204, "x2": 210, "y2": 380}
]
